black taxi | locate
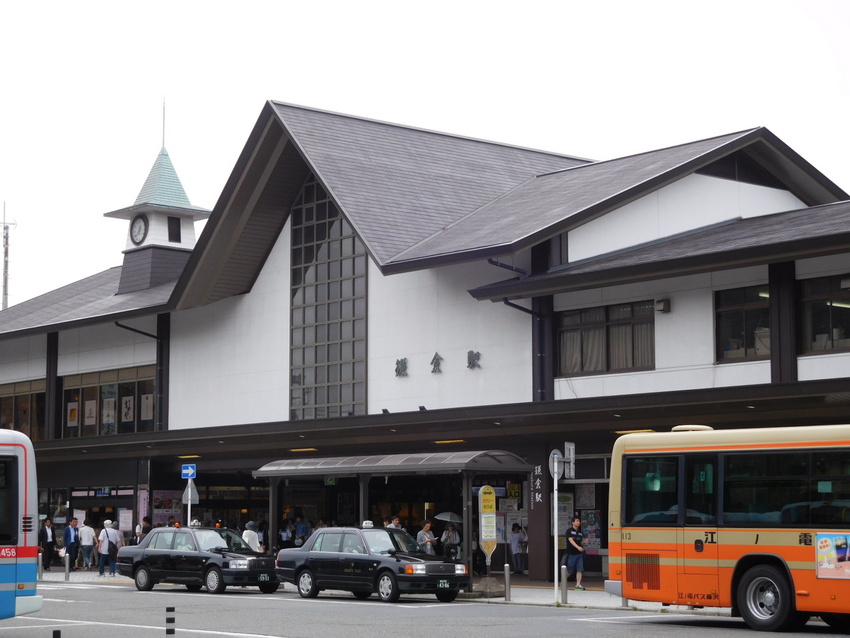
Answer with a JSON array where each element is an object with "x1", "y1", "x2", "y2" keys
[
  {"x1": 275, "y1": 522, "x2": 469, "y2": 602},
  {"x1": 117, "y1": 524, "x2": 279, "y2": 594}
]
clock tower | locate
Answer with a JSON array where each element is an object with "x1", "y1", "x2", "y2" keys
[{"x1": 104, "y1": 147, "x2": 210, "y2": 294}]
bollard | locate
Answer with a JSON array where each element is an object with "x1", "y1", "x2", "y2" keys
[
  {"x1": 64, "y1": 551, "x2": 70, "y2": 582},
  {"x1": 560, "y1": 565, "x2": 568, "y2": 604},
  {"x1": 504, "y1": 563, "x2": 511, "y2": 602},
  {"x1": 166, "y1": 606, "x2": 176, "y2": 635}
]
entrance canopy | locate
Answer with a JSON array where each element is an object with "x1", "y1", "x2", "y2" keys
[{"x1": 253, "y1": 449, "x2": 532, "y2": 479}]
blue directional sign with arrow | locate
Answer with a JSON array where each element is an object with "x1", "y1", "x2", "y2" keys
[{"x1": 181, "y1": 464, "x2": 197, "y2": 480}]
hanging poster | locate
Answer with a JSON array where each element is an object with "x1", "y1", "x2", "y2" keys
[
  {"x1": 581, "y1": 509, "x2": 602, "y2": 554},
  {"x1": 141, "y1": 394, "x2": 154, "y2": 422},
  {"x1": 101, "y1": 397, "x2": 116, "y2": 435},
  {"x1": 67, "y1": 402, "x2": 79, "y2": 427},
  {"x1": 84, "y1": 400, "x2": 97, "y2": 426},
  {"x1": 122, "y1": 396, "x2": 134, "y2": 423}
]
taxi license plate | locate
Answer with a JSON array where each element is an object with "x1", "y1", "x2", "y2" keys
[
  {"x1": 259, "y1": 573, "x2": 270, "y2": 582},
  {"x1": 437, "y1": 579, "x2": 450, "y2": 589}
]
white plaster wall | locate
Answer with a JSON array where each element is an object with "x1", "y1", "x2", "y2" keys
[
  {"x1": 368, "y1": 258, "x2": 534, "y2": 412},
  {"x1": 553, "y1": 266, "x2": 773, "y2": 401},
  {"x1": 0, "y1": 335, "x2": 47, "y2": 383},
  {"x1": 168, "y1": 225, "x2": 291, "y2": 430},
  {"x1": 569, "y1": 174, "x2": 805, "y2": 262},
  {"x1": 58, "y1": 317, "x2": 158, "y2": 375}
]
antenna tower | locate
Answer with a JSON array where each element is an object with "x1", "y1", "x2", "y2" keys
[{"x1": 2, "y1": 202, "x2": 16, "y2": 310}]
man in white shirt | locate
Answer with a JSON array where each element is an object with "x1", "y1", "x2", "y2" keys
[
  {"x1": 78, "y1": 519, "x2": 96, "y2": 570},
  {"x1": 242, "y1": 521, "x2": 261, "y2": 552}
]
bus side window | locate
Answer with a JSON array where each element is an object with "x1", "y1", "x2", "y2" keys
[
  {"x1": 625, "y1": 456, "x2": 678, "y2": 525},
  {"x1": 685, "y1": 456, "x2": 717, "y2": 524}
]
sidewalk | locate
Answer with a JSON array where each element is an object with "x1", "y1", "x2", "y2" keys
[{"x1": 38, "y1": 567, "x2": 729, "y2": 616}]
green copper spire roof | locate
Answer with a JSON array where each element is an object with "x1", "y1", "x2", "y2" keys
[{"x1": 135, "y1": 147, "x2": 195, "y2": 208}]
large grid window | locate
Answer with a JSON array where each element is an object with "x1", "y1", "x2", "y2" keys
[
  {"x1": 61, "y1": 366, "x2": 156, "y2": 438},
  {"x1": 715, "y1": 284, "x2": 770, "y2": 362},
  {"x1": 800, "y1": 275, "x2": 850, "y2": 353},
  {"x1": 557, "y1": 301, "x2": 654, "y2": 376},
  {"x1": 290, "y1": 174, "x2": 367, "y2": 420}
]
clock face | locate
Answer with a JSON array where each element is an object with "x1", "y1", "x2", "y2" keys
[{"x1": 130, "y1": 215, "x2": 148, "y2": 245}]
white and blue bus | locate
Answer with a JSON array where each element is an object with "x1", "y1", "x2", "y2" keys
[{"x1": 0, "y1": 430, "x2": 42, "y2": 619}]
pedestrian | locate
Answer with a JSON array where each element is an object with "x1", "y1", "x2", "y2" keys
[
  {"x1": 78, "y1": 518, "x2": 96, "y2": 570},
  {"x1": 565, "y1": 515, "x2": 586, "y2": 590},
  {"x1": 440, "y1": 523, "x2": 460, "y2": 559},
  {"x1": 135, "y1": 516, "x2": 152, "y2": 544},
  {"x1": 38, "y1": 518, "x2": 55, "y2": 571},
  {"x1": 416, "y1": 519, "x2": 437, "y2": 555},
  {"x1": 509, "y1": 523, "x2": 527, "y2": 574},
  {"x1": 242, "y1": 520, "x2": 261, "y2": 551},
  {"x1": 294, "y1": 515, "x2": 308, "y2": 546},
  {"x1": 62, "y1": 517, "x2": 80, "y2": 570},
  {"x1": 97, "y1": 519, "x2": 123, "y2": 577},
  {"x1": 386, "y1": 515, "x2": 402, "y2": 530},
  {"x1": 279, "y1": 518, "x2": 293, "y2": 548}
]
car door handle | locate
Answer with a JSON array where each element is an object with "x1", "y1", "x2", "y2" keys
[{"x1": 694, "y1": 539, "x2": 704, "y2": 552}]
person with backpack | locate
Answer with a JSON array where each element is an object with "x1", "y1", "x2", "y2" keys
[{"x1": 97, "y1": 520, "x2": 123, "y2": 577}]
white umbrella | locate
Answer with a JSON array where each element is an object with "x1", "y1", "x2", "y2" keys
[{"x1": 434, "y1": 511, "x2": 463, "y2": 523}]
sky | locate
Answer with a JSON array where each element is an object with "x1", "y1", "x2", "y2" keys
[{"x1": 1, "y1": 0, "x2": 849, "y2": 307}]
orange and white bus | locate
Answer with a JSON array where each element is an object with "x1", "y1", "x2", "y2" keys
[{"x1": 606, "y1": 424, "x2": 850, "y2": 632}]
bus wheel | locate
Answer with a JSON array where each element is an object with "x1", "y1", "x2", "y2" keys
[
  {"x1": 737, "y1": 565, "x2": 800, "y2": 631},
  {"x1": 821, "y1": 613, "x2": 850, "y2": 633}
]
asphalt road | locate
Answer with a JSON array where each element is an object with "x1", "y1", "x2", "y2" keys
[{"x1": 2, "y1": 580, "x2": 839, "y2": 638}]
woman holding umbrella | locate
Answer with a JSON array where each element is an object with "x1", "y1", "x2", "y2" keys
[{"x1": 440, "y1": 523, "x2": 460, "y2": 558}]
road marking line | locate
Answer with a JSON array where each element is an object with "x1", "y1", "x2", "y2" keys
[{"x1": 23, "y1": 616, "x2": 288, "y2": 637}]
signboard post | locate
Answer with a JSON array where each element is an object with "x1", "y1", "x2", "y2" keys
[
  {"x1": 181, "y1": 464, "x2": 199, "y2": 524},
  {"x1": 478, "y1": 485, "x2": 497, "y2": 574},
  {"x1": 549, "y1": 449, "x2": 564, "y2": 603}
]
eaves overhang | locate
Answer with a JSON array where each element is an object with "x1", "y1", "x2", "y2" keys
[
  {"x1": 470, "y1": 200, "x2": 850, "y2": 302},
  {"x1": 470, "y1": 232, "x2": 850, "y2": 302}
]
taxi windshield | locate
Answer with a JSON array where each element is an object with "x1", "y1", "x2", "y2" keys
[
  {"x1": 362, "y1": 528, "x2": 423, "y2": 554},
  {"x1": 194, "y1": 528, "x2": 252, "y2": 552}
]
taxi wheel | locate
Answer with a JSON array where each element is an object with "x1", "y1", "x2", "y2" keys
[
  {"x1": 377, "y1": 571, "x2": 400, "y2": 603},
  {"x1": 298, "y1": 569, "x2": 318, "y2": 598},
  {"x1": 134, "y1": 565, "x2": 154, "y2": 591},
  {"x1": 436, "y1": 590, "x2": 458, "y2": 603},
  {"x1": 205, "y1": 567, "x2": 226, "y2": 594},
  {"x1": 259, "y1": 582, "x2": 280, "y2": 594}
]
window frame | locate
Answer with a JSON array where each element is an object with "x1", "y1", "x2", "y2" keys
[
  {"x1": 799, "y1": 274, "x2": 850, "y2": 354},
  {"x1": 715, "y1": 284, "x2": 770, "y2": 363},
  {"x1": 556, "y1": 300, "x2": 655, "y2": 377}
]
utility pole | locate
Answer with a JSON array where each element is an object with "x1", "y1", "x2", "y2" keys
[{"x1": 2, "y1": 202, "x2": 16, "y2": 310}]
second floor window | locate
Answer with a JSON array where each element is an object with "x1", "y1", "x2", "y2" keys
[
  {"x1": 800, "y1": 275, "x2": 850, "y2": 353},
  {"x1": 716, "y1": 285, "x2": 770, "y2": 362},
  {"x1": 557, "y1": 301, "x2": 654, "y2": 376}
]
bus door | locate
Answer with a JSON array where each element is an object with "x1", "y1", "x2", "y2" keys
[{"x1": 677, "y1": 455, "x2": 719, "y2": 603}]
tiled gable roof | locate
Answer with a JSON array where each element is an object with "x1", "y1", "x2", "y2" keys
[{"x1": 270, "y1": 102, "x2": 589, "y2": 266}]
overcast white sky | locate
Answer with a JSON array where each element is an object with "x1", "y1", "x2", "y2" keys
[{"x1": 1, "y1": 0, "x2": 848, "y2": 307}]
